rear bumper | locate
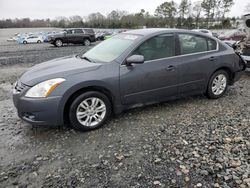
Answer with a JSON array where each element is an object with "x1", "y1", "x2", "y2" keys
[{"x1": 233, "y1": 70, "x2": 244, "y2": 83}]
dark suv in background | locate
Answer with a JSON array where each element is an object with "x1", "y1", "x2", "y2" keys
[{"x1": 49, "y1": 28, "x2": 96, "y2": 47}]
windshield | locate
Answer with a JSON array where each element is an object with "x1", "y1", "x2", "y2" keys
[{"x1": 83, "y1": 34, "x2": 140, "y2": 63}]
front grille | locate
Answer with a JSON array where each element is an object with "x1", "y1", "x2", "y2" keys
[{"x1": 14, "y1": 81, "x2": 27, "y2": 93}]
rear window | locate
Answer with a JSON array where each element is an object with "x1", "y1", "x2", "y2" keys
[
  {"x1": 84, "y1": 29, "x2": 95, "y2": 34},
  {"x1": 74, "y1": 29, "x2": 83, "y2": 33}
]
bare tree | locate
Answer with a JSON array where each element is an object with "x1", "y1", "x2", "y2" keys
[
  {"x1": 245, "y1": 3, "x2": 250, "y2": 13},
  {"x1": 220, "y1": 0, "x2": 234, "y2": 18},
  {"x1": 155, "y1": 0, "x2": 177, "y2": 27},
  {"x1": 201, "y1": 0, "x2": 216, "y2": 28},
  {"x1": 192, "y1": 1, "x2": 202, "y2": 28}
]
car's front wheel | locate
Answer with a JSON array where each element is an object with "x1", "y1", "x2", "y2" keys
[
  {"x1": 69, "y1": 91, "x2": 112, "y2": 131},
  {"x1": 207, "y1": 70, "x2": 229, "y2": 99}
]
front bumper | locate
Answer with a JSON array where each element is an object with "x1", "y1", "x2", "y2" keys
[{"x1": 13, "y1": 91, "x2": 63, "y2": 126}]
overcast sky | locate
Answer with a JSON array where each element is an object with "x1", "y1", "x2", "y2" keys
[{"x1": 0, "y1": 0, "x2": 248, "y2": 19}]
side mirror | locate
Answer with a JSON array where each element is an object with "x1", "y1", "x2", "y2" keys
[{"x1": 126, "y1": 55, "x2": 144, "y2": 66}]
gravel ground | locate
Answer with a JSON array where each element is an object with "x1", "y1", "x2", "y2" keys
[{"x1": 0, "y1": 41, "x2": 250, "y2": 188}]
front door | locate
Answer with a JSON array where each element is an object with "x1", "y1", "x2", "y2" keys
[{"x1": 120, "y1": 33, "x2": 179, "y2": 105}]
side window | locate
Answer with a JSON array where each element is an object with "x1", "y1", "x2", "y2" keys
[
  {"x1": 66, "y1": 30, "x2": 73, "y2": 34},
  {"x1": 208, "y1": 38, "x2": 217, "y2": 50},
  {"x1": 84, "y1": 29, "x2": 94, "y2": 34},
  {"x1": 74, "y1": 29, "x2": 83, "y2": 34},
  {"x1": 179, "y1": 34, "x2": 216, "y2": 55},
  {"x1": 132, "y1": 34, "x2": 175, "y2": 61}
]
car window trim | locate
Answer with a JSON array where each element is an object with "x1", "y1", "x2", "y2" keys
[{"x1": 121, "y1": 32, "x2": 219, "y2": 66}]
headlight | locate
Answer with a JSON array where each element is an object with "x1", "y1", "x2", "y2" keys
[{"x1": 25, "y1": 78, "x2": 65, "y2": 98}]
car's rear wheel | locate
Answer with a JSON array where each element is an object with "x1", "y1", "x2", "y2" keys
[
  {"x1": 55, "y1": 39, "x2": 63, "y2": 47},
  {"x1": 207, "y1": 70, "x2": 229, "y2": 99},
  {"x1": 69, "y1": 91, "x2": 111, "y2": 131},
  {"x1": 37, "y1": 40, "x2": 42, "y2": 43},
  {"x1": 83, "y1": 39, "x2": 91, "y2": 46},
  {"x1": 23, "y1": 41, "x2": 27, "y2": 44}
]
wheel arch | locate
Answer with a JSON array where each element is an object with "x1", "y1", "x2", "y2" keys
[
  {"x1": 205, "y1": 66, "x2": 234, "y2": 92},
  {"x1": 209, "y1": 67, "x2": 234, "y2": 86},
  {"x1": 62, "y1": 85, "x2": 114, "y2": 125}
]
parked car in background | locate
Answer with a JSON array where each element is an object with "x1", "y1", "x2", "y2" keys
[
  {"x1": 19, "y1": 35, "x2": 43, "y2": 44},
  {"x1": 192, "y1": 29, "x2": 213, "y2": 36},
  {"x1": 212, "y1": 32, "x2": 219, "y2": 38},
  {"x1": 95, "y1": 31, "x2": 112, "y2": 41},
  {"x1": 13, "y1": 29, "x2": 246, "y2": 131},
  {"x1": 48, "y1": 28, "x2": 96, "y2": 47},
  {"x1": 218, "y1": 30, "x2": 246, "y2": 41}
]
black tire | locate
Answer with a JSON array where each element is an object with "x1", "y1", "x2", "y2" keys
[
  {"x1": 23, "y1": 41, "x2": 27, "y2": 44},
  {"x1": 69, "y1": 91, "x2": 112, "y2": 131},
  {"x1": 37, "y1": 40, "x2": 42, "y2": 43},
  {"x1": 207, "y1": 70, "x2": 229, "y2": 99},
  {"x1": 54, "y1": 39, "x2": 63, "y2": 47},
  {"x1": 83, "y1": 39, "x2": 91, "y2": 46}
]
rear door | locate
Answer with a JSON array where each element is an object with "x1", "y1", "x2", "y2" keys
[
  {"x1": 73, "y1": 29, "x2": 84, "y2": 43},
  {"x1": 64, "y1": 29, "x2": 75, "y2": 43},
  {"x1": 176, "y1": 33, "x2": 218, "y2": 95},
  {"x1": 120, "y1": 33, "x2": 180, "y2": 105}
]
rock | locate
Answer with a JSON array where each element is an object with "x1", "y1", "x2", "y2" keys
[
  {"x1": 230, "y1": 160, "x2": 241, "y2": 168},
  {"x1": 116, "y1": 155, "x2": 124, "y2": 161},
  {"x1": 103, "y1": 160, "x2": 108, "y2": 165},
  {"x1": 183, "y1": 139, "x2": 188, "y2": 145},
  {"x1": 215, "y1": 163, "x2": 223, "y2": 169},
  {"x1": 185, "y1": 176, "x2": 190, "y2": 182},
  {"x1": 235, "y1": 180, "x2": 242, "y2": 184},
  {"x1": 224, "y1": 176, "x2": 231, "y2": 181},
  {"x1": 233, "y1": 137, "x2": 243, "y2": 143},
  {"x1": 197, "y1": 183, "x2": 202, "y2": 187},
  {"x1": 224, "y1": 138, "x2": 232, "y2": 143},
  {"x1": 243, "y1": 178, "x2": 250, "y2": 186},
  {"x1": 171, "y1": 179, "x2": 176, "y2": 184},
  {"x1": 214, "y1": 183, "x2": 220, "y2": 188},
  {"x1": 176, "y1": 171, "x2": 182, "y2": 176},
  {"x1": 182, "y1": 168, "x2": 189, "y2": 174},
  {"x1": 36, "y1": 156, "x2": 43, "y2": 161},
  {"x1": 200, "y1": 170, "x2": 208, "y2": 176},
  {"x1": 153, "y1": 180, "x2": 161, "y2": 185},
  {"x1": 154, "y1": 158, "x2": 161, "y2": 163},
  {"x1": 216, "y1": 157, "x2": 224, "y2": 163}
]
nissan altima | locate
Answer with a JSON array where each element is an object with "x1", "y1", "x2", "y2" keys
[{"x1": 13, "y1": 29, "x2": 246, "y2": 131}]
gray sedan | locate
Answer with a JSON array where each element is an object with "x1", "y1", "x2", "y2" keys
[{"x1": 13, "y1": 29, "x2": 246, "y2": 131}]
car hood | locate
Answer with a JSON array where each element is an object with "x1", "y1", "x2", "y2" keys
[{"x1": 20, "y1": 56, "x2": 101, "y2": 86}]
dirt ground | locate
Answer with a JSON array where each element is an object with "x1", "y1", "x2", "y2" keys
[{"x1": 0, "y1": 41, "x2": 250, "y2": 188}]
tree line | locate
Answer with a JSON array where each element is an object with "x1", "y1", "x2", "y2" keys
[{"x1": 0, "y1": 0, "x2": 242, "y2": 29}]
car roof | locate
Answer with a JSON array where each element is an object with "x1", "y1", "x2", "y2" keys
[
  {"x1": 124, "y1": 28, "x2": 213, "y2": 37},
  {"x1": 65, "y1": 28, "x2": 94, "y2": 30}
]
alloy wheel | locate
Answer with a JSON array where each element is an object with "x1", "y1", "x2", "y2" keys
[
  {"x1": 76, "y1": 97, "x2": 106, "y2": 127},
  {"x1": 211, "y1": 74, "x2": 227, "y2": 95}
]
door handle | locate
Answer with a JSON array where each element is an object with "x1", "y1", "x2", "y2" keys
[
  {"x1": 209, "y1": 56, "x2": 217, "y2": 61},
  {"x1": 166, "y1": 65, "x2": 176, "y2": 71}
]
